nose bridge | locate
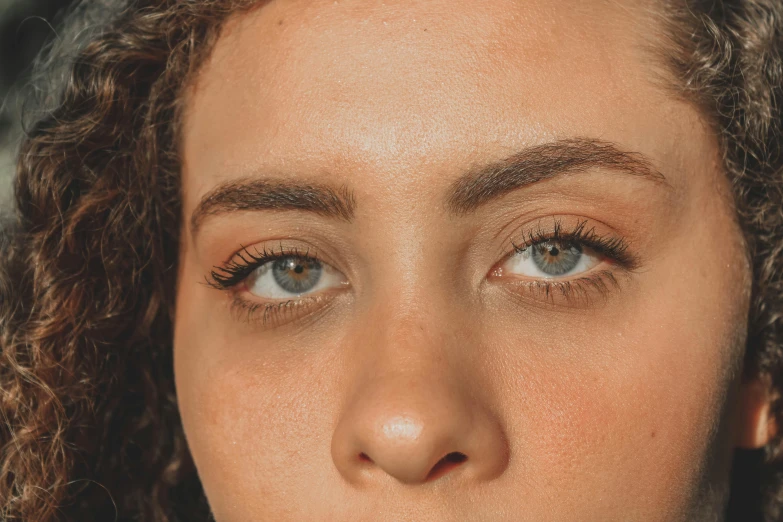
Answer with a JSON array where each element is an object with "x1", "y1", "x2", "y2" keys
[
  {"x1": 331, "y1": 302, "x2": 509, "y2": 487},
  {"x1": 371, "y1": 303, "x2": 453, "y2": 373},
  {"x1": 354, "y1": 228, "x2": 462, "y2": 369},
  {"x1": 354, "y1": 284, "x2": 466, "y2": 403}
]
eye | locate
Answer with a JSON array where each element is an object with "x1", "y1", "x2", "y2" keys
[
  {"x1": 245, "y1": 255, "x2": 347, "y2": 299},
  {"x1": 502, "y1": 239, "x2": 602, "y2": 278}
]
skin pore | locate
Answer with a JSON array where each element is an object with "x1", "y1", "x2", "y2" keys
[{"x1": 173, "y1": 0, "x2": 772, "y2": 520}]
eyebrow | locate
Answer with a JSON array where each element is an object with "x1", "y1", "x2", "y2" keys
[
  {"x1": 190, "y1": 138, "x2": 668, "y2": 236},
  {"x1": 190, "y1": 178, "x2": 356, "y2": 236},
  {"x1": 445, "y1": 137, "x2": 669, "y2": 215}
]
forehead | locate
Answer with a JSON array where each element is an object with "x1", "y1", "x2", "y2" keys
[{"x1": 182, "y1": 0, "x2": 701, "y2": 199}]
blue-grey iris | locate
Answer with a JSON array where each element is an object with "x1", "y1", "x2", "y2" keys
[
  {"x1": 272, "y1": 257, "x2": 323, "y2": 293},
  {"x1": 531, "y1": 241, "x2": 583, "y2": 276}
]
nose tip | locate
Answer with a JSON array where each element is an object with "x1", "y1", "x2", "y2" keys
[
  {"x1": 331, "y1": 388, "x2": 508, "y2": 486},
  {"x1": 352, "y1": 414, "x2": 470, "y2": 484}
]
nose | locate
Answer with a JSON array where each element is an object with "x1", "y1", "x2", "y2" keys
[{"x1": 331, "y1": 319, "x2": 509, "y2": 486}]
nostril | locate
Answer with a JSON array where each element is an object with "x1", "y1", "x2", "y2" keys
[
  {"x1": 444, "y1": 451, "x2": 467, "y2": 464},
  {"x1": 426, "y1": 452, "x2": 468, "y2": 481},
  {"x1": 359, "y1": 452, "x2": 373, "y2": 463}
]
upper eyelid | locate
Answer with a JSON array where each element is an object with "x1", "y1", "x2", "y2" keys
[
  {"x1": 206, "y1": 218, "x2": 638, "y2": 290},
  {"x1": 507, "y1": 220, "x2": 635, "y2": 264},
  {"x1": 211, "y1": 232, "x2": 636, "y2": 324},
  {"x1": 206, "y1": 246, "x2": 327, "y2": 290}
]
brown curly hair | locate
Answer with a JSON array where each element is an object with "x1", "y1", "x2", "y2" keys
[{"x1": 1, "y1": 0, "x2": 782, "y2": 520}]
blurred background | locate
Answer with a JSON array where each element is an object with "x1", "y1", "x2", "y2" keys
[{"x1": 0, "y1": 0, "x2": 76, "y2": 215}]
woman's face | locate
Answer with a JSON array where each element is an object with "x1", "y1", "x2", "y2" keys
[{"x1": 173, "y1": 0, "x2": 764, "y2": 519}]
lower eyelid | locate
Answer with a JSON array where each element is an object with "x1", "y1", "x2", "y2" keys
[
  {"x1": 228, "y1": 284, "x2": 350, "y2": 327},
  {"x1": 229, "y1": 293, "x2": 319, "y2": 326},
  {"x1": 491, "y1": 268, "x2": 625, "y2": 306}
]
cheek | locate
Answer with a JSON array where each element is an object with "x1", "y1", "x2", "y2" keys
[
  {"x1": 507, "y1": 266, "x2": 746, "y2": 516},
  {"x1": 489, "y1": 316, "x2": 740, "y2": 519},
  {"x1": 176, "y1": 327, "x2": 345, "y2": 518},
  {"x1": 173, "y1": 255, "x2": 341, "y2": 517}
]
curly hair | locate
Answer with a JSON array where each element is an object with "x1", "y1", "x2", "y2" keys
[{"x1": 0, "y1": 0, "x2": 782, "y2": 520}]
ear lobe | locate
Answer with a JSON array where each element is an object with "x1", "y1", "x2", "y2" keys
[{"x1": 736, "y1": 375, "x2": 778, "y2": 449}]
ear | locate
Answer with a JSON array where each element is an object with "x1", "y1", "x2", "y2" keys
[{"x1": 735, "y1": 375, "x2": 778, "y2": 449}]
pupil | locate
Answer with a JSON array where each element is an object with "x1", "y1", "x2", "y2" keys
[
  {"x1": 294, "y1": 265, "x2": 304, "y2": 274},
  {"x1": 549, "y1": 246, "x2": 560, "y2": 256}
]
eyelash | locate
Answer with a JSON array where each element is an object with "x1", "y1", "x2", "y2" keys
[
  {"x1": 504, "y1": 218, "x2": 639, "y2": 304},
  {"x1": 206, "y1": 244, "x2": 331, "y2": 326},
  {"x1": 206, "y1": 219, "x2": 638, "y2": 325},
  {"x1": 206, "y1": 243, "x2": 315, "y2": 289}
]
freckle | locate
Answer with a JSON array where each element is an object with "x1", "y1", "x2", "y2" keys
[
  {"x1": 278, "y1": 18, "x2": 284, "y2": 25},
  {"x1": 651, "y1": 430, "x2": 656, "y2": 438}
]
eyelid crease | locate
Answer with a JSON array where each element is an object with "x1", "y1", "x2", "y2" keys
[{"x1": 508, "y1": 217, "x2": 640, "y2": 271}]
